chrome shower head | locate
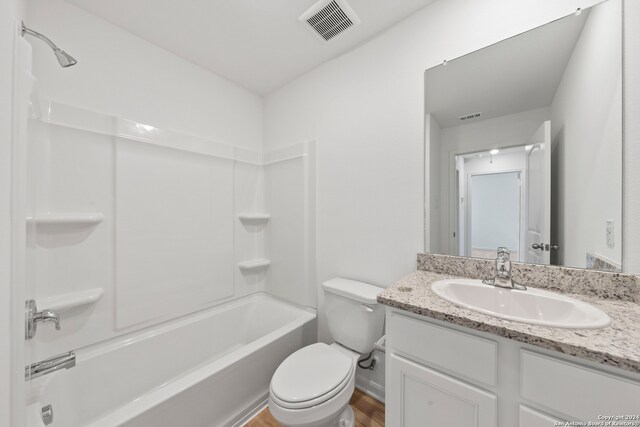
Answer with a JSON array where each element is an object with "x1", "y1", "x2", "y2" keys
[
  {"x1": 21, "y1": 21, "x2": 77, "y2": 68},
  {"x1": 53, "y1": 49, "x2": 77, "y2": 68}
]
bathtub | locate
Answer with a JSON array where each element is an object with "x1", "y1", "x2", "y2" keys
[{"x1": 27, "y1": 293, "x2": 316, "y2": 427}]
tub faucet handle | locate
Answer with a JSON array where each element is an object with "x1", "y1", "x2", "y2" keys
[
  {"x1": 36, "y1": 309, "x2": 60, "y2": 330},
  {"x1": 25, "y1": 300, "x2": 61, "y2": 340}
]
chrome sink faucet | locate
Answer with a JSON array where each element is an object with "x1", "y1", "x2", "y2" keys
[{"x1": 482, "y1": 247, "x2": 527, "y2": 290}]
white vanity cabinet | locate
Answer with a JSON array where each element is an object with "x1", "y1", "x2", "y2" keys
[{"x1": 385, "y1": 308, "x2": 640, "y2": 427}]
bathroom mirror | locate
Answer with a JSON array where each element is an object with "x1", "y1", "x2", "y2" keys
[{"x1": 425, "y1": 0, "x2": 622, "y2": 271}]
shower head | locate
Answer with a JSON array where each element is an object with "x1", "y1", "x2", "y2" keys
[
  {"x1": 53, "y1": 49, "x2": 77, "y2": 68},
  {"x1": 21, "y1": 21, "x2": 77, "y2": 68}
]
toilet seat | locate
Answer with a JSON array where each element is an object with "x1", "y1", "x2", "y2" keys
[{"x1": 270, "y1": 343, "x2": 354, "y2": 410}]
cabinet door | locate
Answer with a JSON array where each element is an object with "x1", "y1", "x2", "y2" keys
[
  {"x1": 519, "y1": 405, "x2": 565, "y2": 427},
  {"x1": 387, "y1": 353, "x2": 497, "y2": 427}
]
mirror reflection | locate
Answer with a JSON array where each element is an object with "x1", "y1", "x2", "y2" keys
[{"x1": 426, "y1": 0, "x2": 622, "y2": 271}]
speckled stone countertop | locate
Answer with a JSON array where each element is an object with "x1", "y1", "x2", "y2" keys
[{"x1": 378, "y1": 256, "x2": 640, "y2": 374}]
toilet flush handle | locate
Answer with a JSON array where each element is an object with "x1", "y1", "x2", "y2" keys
[{"x1": 360, "y1": 304, "x2": 374, "y2": 313}]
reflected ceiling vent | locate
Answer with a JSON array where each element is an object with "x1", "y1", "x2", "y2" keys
[
  {"x1": 299, "y1": 0, "x2": 361, "y2": 42},
  {"x1": 459, "y1": 112, "x2": 482, "y2": 121}
]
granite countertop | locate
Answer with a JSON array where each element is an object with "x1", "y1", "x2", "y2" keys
[{"x1": 378, "y1": 270, "x2": 640, "y2": 374}]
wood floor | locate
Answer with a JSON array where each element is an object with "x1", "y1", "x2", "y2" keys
[{"x1": 246, "y1": 389, "x2": 385, "y2": 427}]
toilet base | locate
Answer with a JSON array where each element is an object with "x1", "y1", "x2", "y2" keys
[
  {"x1": 337, "y1": 405, "x2": 355, "y2": 427},
  {"x1": 270, "y1": 404, "x2": 354, "y2": 427}
]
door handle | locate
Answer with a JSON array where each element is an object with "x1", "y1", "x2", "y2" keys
[{"x1": 532, "y1": 243, "x2": 560, "y2": 251}]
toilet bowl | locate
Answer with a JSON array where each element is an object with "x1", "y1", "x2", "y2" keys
[
  {"x1": 268, "y1": 343, "x2": 358, "y2": 427},
  {"x1": 268, "y1": 278, "x2": 385, "y2": 427}
]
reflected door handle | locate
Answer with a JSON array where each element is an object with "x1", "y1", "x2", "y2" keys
[{"x1": 532, "y1": 243, "x2": 560, "y2": 251}]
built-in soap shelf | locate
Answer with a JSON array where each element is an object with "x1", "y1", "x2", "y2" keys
[
  {"x1": 37, "y1": 288, "x2": 104, "y2": 313},
  {"x1": 27, "y1": 212, "x2": 104, "y2": 226},
  {"x1": 238, "y1": 258, "x2": 271, "y2": 271},
  {"x1": 238, "y1": 213, "x2": 270, "y2": 222}
]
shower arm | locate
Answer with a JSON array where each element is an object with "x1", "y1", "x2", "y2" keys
[
  {"x1": 21, "y1": 22, "x2": 60, "y2": 52},
  {"x1": 21, "y1": 21, "x2": 77, "y2": 67}
]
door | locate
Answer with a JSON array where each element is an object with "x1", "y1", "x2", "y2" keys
[
  {"x1": 387, "y1": 353, "x2": 497, "y2": 427},
  {"x1": 525, "y1": 121, "x2": 551, "y2": 265},
  {"x1": 467, "y1": 171, "x2": 522, "y2": 260}
]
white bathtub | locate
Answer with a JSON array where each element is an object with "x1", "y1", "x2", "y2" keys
[{"x1": 27, "y1": 293, "x2": 316, "y2": 427}]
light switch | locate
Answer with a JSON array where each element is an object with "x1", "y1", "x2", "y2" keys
[{"x1": 606, "y1": 220, "x2": 615, "y2": 248}]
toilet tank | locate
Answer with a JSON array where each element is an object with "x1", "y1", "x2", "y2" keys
[{"x1": 322, "y1": 278, "x2": 385, "y2": 354}]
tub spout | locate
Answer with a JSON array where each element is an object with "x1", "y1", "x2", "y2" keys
[{"x1": 26, "y1": 352, "x2": 76, "y2": 381}]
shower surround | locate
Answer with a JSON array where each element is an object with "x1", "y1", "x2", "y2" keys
[{"x1": 25, "y1": 99, "x2": 317, "y2": 425}]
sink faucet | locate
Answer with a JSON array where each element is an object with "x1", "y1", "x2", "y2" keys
[{"x1": 482, "y1": 247, "x2": 526, "y2": 290}]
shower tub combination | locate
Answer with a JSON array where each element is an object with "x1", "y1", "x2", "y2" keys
[{"x1": 27, "y1": 293, "x2": 316, "y2": 427}]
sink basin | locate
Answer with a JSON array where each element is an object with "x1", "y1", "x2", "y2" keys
[{"x1": 431, "y1": 279, "x2": 611, "y2": 329}]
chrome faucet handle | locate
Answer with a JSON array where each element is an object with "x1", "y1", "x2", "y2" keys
[
  {"x1": 496, "y1": 247, "x2": 510, "y2": 258},
  {"x1": 25, "y1": 300, "x2": 61, "y2": 340},
  {"x1": 35, "y1": 309, "x2": 61, "y2": 330},
  {"x1": 481, "y1": 247, "x2": 526, "y2": 290}
]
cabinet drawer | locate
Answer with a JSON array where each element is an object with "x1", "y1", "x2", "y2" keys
[
  {"x1": 387, "y1": 311, "x2": 497, "y2": 386},
  {"x1": 521, "y1": 350, "x2": 640, "y2": 420},
  {"x1": 519, "y1": 405, "x2": 564, "y2": 427}
]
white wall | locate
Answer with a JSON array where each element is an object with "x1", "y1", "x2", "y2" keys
[
  {"x1": 27, "y1": 0, "x2": 263, "y2": 151},
  {"x1": 624, "y1": 0, "x2": 640, "y2": 274},
  {"x1": 551, "y1": 0, "x2": 622, "y2": 268},
  {"x1": 264, "y1": 142, "x2": 317, "y2": 308},
  {"x1": 0, "y1": 15, "x2": 15, "y2": 427},
  {"x1": 264, "y1": 0, "x2": 609, "y2": 346},
  {"x1": 1, "y1": 0, "x2": 26, "y2": 425}
]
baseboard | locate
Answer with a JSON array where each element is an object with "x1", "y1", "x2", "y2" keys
[
  {"x1": 355, "y1": 376, "x2": 385, "y2": 403},
  {"x1": 233, "y1": 395, "x2": 268, "y2": 427}
]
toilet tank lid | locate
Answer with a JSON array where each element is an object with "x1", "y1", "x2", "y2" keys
[{"x1": 322, "y1": 278, "x2": 383, "y2": 305}]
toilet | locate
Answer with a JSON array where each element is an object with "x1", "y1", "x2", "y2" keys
[{"x1": 268, "y1": 278, "x2": 385, "y2": 427}]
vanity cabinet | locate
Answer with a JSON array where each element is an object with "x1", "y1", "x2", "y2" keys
[{"x1": 385, "y1": 308, "x2": 640, "y2": 427}]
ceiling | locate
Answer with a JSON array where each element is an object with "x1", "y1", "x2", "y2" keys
[
  {"x1": 425, "y1": 10, "x2": 588, "y2": 128},
  {"x1": 63, "y1": 0, "x2": 437, "y2": 95}
]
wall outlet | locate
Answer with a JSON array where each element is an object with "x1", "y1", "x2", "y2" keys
[{"x1": 606, "y1": 220, "x2": 615, "y2": 248}]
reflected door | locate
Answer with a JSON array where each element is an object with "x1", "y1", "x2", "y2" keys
[
  {"x1": 468, "y1": 172, "x2": 521, "y2": 260},
  {"x1": 525, "y1": 121, "x2": 551, "y2": 264}
]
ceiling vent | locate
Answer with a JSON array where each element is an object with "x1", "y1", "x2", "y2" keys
[
  {"x1": 299, "y1": 0, "x2": 361, "y2": 42},
  {"x1": 458, "y1": 112, "x2": 482, "y2": 121}
]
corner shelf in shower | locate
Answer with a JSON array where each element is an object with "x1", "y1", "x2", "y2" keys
[
  {"x1": 37, "y1": 287, "x2": 104, "y2": 313},
  {"x1": 238, "y1": 213, "x2": 271, "y2": 222},
  {"x1": 27, "y1": 212, "x2": 104, "y2": 226},
  {"x1": 238, "y1": 258, "x2": 271, "y2": 271}
]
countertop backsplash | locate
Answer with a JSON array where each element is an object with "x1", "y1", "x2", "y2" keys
[{"x1": 417, "y1": 253, "x2": 640, "y2": 303}]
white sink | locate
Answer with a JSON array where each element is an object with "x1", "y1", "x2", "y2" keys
[{"x1": 431, "y1": 279, "x2": 611, "y2": 329}]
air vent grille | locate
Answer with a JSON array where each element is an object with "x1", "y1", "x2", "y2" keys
[
  {"x1": 459, "y1": 112, "x2": 482, "y2": 121},
  {"x1": 300, "y1": 0, "x2": 360, "y2": 41}
]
